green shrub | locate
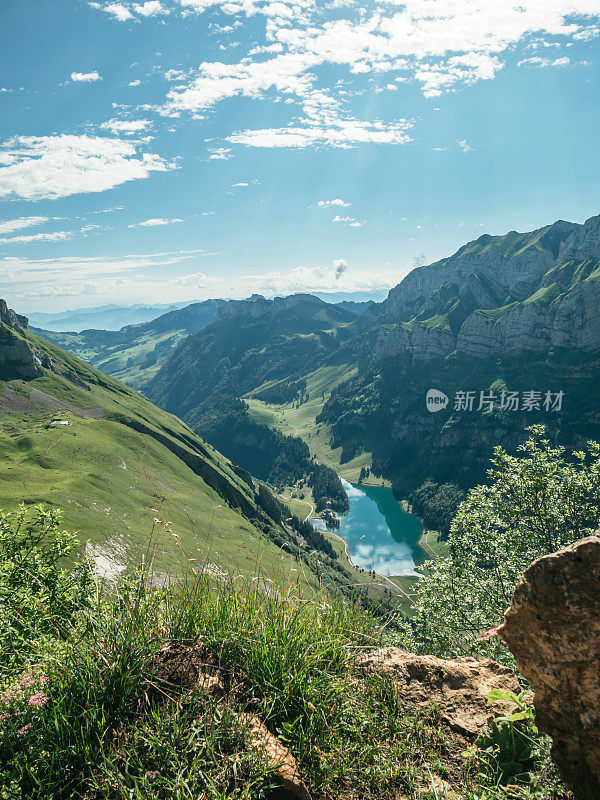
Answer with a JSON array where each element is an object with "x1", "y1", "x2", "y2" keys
[
  {"x1": 409, "y1": 426, "x2": 600, "y2": 662},
  {"x1": 0, "y1": 505, "x2": 93, "y2": 671}
]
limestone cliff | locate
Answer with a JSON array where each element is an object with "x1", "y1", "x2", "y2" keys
[
  {"x1": 0, "y1": 300, "x2": 46, "y2": 379},
  {"x1": 370, "y1": 215, "x2": 600, "y2": 362}
]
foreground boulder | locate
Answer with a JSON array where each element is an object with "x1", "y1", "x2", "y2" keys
[
  {"x1": 354, "y1": 648, "x2": 521, "y2": 738},
  {"x1": 500, "y1": 535, "x2": 600, "y2": 800}
]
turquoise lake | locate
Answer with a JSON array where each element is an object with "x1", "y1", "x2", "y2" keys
[{"x1": 312, "y1": 479, "x2": 426, "y2": 577}]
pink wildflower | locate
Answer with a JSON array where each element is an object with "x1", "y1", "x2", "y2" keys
[
  {"x1": 0, "y1": 691, "x2": 18, "y2": 704},
  {"x1": 17, "y1": 723, "x2": 32, "y2": 737},
  {"x1": 475, "y1": 626, "x2": 501, "y2": 642},
  {"x1": 28, "y1": 693, "x2": 49, "y2": 709},
  {"x1": 19, "y1": 675, "x2": 35, "y2": 689},
  {"x1": 0, "y1": 713, "x2": 10, "y2": 722}
]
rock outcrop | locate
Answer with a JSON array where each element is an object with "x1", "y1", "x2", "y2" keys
[
  {"x1": 0, "y1": 298, "x2": 93, "y2": 384},
  {"x1": 500, "y1": 535, "x2": 600, "y2": 800},
  {"x1": 0, "y1": 301, "x2": 45, "y2": 379},
  {"x1": 0, "y1": 299, "x2": 29, "y2": 330},
  {"x1": 354, "y1": 648, "x2": 521, "y2": 738}
]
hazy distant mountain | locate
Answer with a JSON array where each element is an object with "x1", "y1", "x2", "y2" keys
[
  {"x1": 313, "y1": 290, "x2": 388, "y2": 305},
  {"x1": 27, "y1": 302, "x2": 190, "y2": 332},
  {"x1": 34, "y1": 299, "x2": 225, "y2": 389}
]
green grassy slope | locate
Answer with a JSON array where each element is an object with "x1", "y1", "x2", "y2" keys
[
  {"x1": 244, "y1": 363, "x2": 379, "y2": 483},
  {"x1": 0, "y1": 324, "x2": 321, "y2": 588}
]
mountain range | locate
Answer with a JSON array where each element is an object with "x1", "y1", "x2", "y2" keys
[
  {"x1": 27, "y1": 302, "x2": 190, "y2": 332},
  {"x1": 144, "y1": 213, "x2": 600, "y2": 495},
  {"x1": 34, "y1": 300, "x2": 226, "y2": 389},
  {"x1": 22, "y1": 212, "x2": 600, "y2": 506}
]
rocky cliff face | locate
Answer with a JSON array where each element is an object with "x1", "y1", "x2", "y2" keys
[
  {"x1": 0, "y1": 300, "x2": 46, "y2": 379},
  {"x1": 0, "y1": 299, "x2": 29, "y2": 331},
  {"x1": 370, "y1": 215, "x2": 600, "y2": 362}
]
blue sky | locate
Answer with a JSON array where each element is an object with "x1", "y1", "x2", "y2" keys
[{"x1": 0, "y1": 0, "x2": 599, "y2": 312}]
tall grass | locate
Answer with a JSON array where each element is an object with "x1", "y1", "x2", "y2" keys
[{"x1": 0, "y1": 516, "x2": 566, "y2": 800}]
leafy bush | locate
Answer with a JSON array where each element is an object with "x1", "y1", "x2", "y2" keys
[
  {"x1": 0, "y1": 505, "x2": 93, "y2": 671},
  {"x1": 475, "y1": 690, "x2": 539, "y2": 786},
  {"x1": 409, "y1": 426, "x2": 600, "y2": 662}
]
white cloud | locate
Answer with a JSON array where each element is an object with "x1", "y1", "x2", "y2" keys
[
  {"x1": 0, "y1": 249, "x2": 409, "y2": 309},
  {"x1": 133, "y1": 1, "x2": 167, "y2": 15},
  {"x1": 0, "y1": 216, "x2": 51, "y2": 235},
  {"x1": 164, "y1": 69, "x2": 188, "y2": 81},
  {"x1": 333, "y1": 215, "x2": 364, "y2": 227},
  {"x1": 518, "y1": 55, "x2": 571, "y2": 67},
  {"x1": 176, "y1": 0, "x2": 315, "y2": 21},
  {"x1": 129, "y1": 217, "x2": 184, "y2": 226},
  {"x1": 0, "y1": 135, "x2": 173, "y2": 201},
  {"x1": 223, "y1": 263, "x2": 397, "y2": 298},
  {"x1": 81, "y1": 224, "x2": 105, "y2": 234},
  {"x1": 231, "y1": 181, "x2": 249, "y2": 187},
  {"x1": 228, "y1": 119, "x2": 412, "y2": 149},
  {"x1": 71, "y1": 71, "x2": 102, "y2": 83},
  {"x1": 317, "y1": 199, "x2": 350, "y2": 207},
  {"x1": 92, "y1": 2, "x2": 133, "y2": 21},
  {"x1": 458, "y1": 138, "x2": 473, "y2": 152},
  {"x1": 151, "y1": 0, "x2": 599, "y2": 153},
  {"x1": 100, "y1": 118, "x2": 152, "y2": 134},
  {"x1": 128, "y1": 79, "x2": 142, "y2": 86},
  {"x1": 573, "y1": 25, "x2": 599, "y2": 41},
  {"x1": 0, "y1": 249, "x2": 202, "y2": 278},
  {"x1": 0, "y1": 249, "x2": 207, "y2": 305},
  {"x1": 0, "y1": 231, "x2": 72, "y2": 246},
  {"x1": 208, "y1": 147, "x2": 232, "y2": 159}
]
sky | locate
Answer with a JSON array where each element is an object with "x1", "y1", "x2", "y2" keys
[{"x1": 0, "y1": 0, "x2": 599, "y2": 313}]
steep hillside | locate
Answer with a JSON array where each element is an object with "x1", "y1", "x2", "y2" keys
[
  {"x1": 147, "y1": 293, "x2": 354, "y2": 422},
  {"x1": 0, "y1": 300, "x2": 354, "y2": 592},
  {"x1": 35, "y1": 299, "x2": 225, "y2": 389}
]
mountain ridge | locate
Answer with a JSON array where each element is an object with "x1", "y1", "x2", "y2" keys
[{"x1": 364, "y1": 215, "x2": 600, "y2": 361}]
